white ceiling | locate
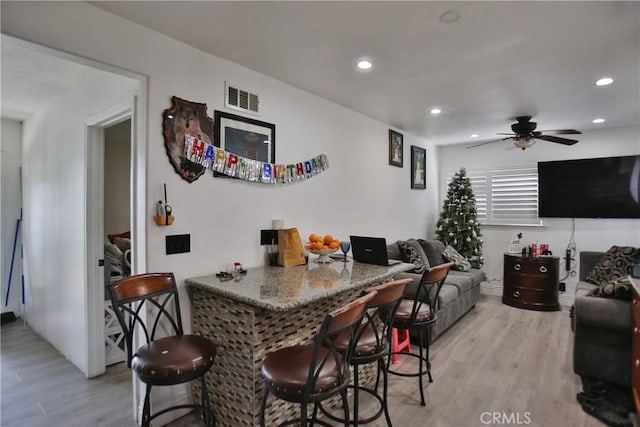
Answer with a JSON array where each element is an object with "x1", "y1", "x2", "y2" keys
[{"x1": 3, "y1": 1, "x2": 639, "y2": 147}]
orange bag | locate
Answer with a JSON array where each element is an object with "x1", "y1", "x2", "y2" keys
[{"x1": 277, "y1": 228, "x2": 306, "y2": 267}]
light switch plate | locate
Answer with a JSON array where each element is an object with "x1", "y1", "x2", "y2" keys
[{"x1": 166, "y1": 234, "x2": 190, "y2": 255}]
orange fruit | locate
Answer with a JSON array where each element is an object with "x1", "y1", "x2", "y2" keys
[
  {"x1": 309, "y1": 233, "x2": 319, "y2": 243},
  {"x1": 314, "y1": 242, "x2": 324, "y2": 250},
  {"x1": 328, "y1": 241, "x2": 339, "y2": 249},
  {"x1": 324, "y1": 234, "x2": 334, "y2": 245}
]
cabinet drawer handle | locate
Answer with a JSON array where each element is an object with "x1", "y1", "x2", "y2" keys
[
  {"x1": 635, "y1": 327, "x2": 638, "y2": 334},
  {"x1": 539, "y1": 266, "x2": 547, "y2": 273},
  {"x1": 513, "y1": 291, "x2": 520, "y2": 298},
  {"x1": 636, "y1": 359, "x2": 640, "y2": 367},
  {"x1": 514, "y1": 264, "x2": 521, "y2": 271}
]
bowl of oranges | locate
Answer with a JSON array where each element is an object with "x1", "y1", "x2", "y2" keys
[{"x1": 306, "y1": 234, "x2": 341, "y2": 263}]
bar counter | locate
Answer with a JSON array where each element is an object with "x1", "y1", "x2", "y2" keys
[{"x1": 186, "y1": 260, "x2": 414, "y2": 426}]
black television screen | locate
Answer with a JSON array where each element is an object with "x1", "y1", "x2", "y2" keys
[{"x1": 538, "y1": 155, "x2": 640, "y2": 219}]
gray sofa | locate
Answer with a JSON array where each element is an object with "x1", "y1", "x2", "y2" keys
[
  {"x1": 387, "y1": 239, "x2": 485, "y2": 342},
  {"x1": 572, "y1": 251, "x2": 635, "y2": 426}
]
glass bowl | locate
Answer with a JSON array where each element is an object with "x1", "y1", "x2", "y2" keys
[{"x1": 308, "y1": 248, "x2": 338, "y2": 263}]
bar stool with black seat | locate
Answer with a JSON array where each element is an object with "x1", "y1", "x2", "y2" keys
[
  {"x1": 320, "y1": 278, "x2": 412, "y2": 426},
  {"x1": 387, "y1": 262, "x2": 453, "y2": 406},
  {"x1": 108, "y1": 272, "x2": 218, "y2": 427},
  {"x1": 259, "y1": 291, "x2": 376, "y2": 427}
]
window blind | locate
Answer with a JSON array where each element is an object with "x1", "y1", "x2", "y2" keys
[{"x1": 448, "y1": 167, "x2": 542, "y2": 226}]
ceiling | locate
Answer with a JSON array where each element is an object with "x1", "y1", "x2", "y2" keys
[{"x1": 3, "y1": 1, "x2": 639, "y2": 147}]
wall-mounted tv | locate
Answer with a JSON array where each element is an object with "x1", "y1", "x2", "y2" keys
[{"x1": 538, "y1": 155, "x2": 640, "y2": 219}]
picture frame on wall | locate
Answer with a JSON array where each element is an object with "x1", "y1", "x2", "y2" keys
[
  {"x1": 388, "y1": 129, "x2": 403, "y2": 167},
  {"x1": 214, "y1": 110, "x2": 276, "y2": 177},
  {"x1": 411, "y1": 145, "x2": 426, "y2": 189}
]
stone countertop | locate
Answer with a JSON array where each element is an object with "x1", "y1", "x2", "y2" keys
[{"x1": 186, "y1": 260, "x2": 414, "y2": 312}]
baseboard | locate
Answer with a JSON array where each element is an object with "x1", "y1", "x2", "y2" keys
[{"x1": 480, "y1": 280, "x2": 502, "y2": 297}]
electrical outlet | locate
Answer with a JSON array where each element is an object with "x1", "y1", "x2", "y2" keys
[
  {"x1": 559, "y1": 282, "x2": 566, "y2": 292},
  {"x1": 166, "y1": 234, "x2": 190, "y2": 255}
]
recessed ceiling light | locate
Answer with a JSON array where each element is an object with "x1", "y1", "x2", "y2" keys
[
  {"x1": 356, "y1": 59, "x2": 373, "y2": 71},
  {"x1": 429, "y1": 108, "x2": 442, "y2": 115},
  {"x1": 595, "y1": 77, "x2": 613, "y2": 86},
  {"x1": 439, "y1": 10, "x2": 461, "y2": 23},
  {"x1": 592, "y1": 118, "x2": 605, "y2": 124},
  {"x1": 470, "y1": 134, "x2": 479, "y2": 138}
]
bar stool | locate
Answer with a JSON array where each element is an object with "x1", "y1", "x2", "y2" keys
[
  {"x1": 320, "y1": 278, "x2": 411, "y2": 426},
  {"x1": 108, "y1": 273, "x2": 218, "y2": 427},
  {"x1": 387, "y1": 262, "x2": 453, "y2": 406},
  {"x1": 259, "y1": 291, "x2": 376, "y2": 427},
  {"x1": 391, "y1": 328, "x2": 411, "y2": 364}
]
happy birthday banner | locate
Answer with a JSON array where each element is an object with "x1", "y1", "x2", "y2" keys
[{"x1": 184, "y1": 135, "x2": 329, "y2": 184}]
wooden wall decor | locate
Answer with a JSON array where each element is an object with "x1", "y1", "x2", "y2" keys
[{"x1": 162, "y1": 96, "x2": 214, "y2": 183}]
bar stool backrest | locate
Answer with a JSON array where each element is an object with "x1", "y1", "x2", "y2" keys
[
  {"x1": 410, "y1": 262, "x2": 454, "y2": 325},
  {"x1": 108, "y1": 272, "x2": 183, "y2": 367},
  {"x1": 306, "y1": 291, "x2": 376, "y2": 397},
  {"x1": 359, "y1": 279, "x2": 413, "y2": 352}
]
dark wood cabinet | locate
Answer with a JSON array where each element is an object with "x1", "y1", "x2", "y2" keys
[{"x1": 502, "y1": 254, "x2": 560, "y2": 311}]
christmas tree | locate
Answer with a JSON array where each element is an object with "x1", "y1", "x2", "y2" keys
[{"x1": 435, "y1": 167, "x2": 484, "y2": 268}]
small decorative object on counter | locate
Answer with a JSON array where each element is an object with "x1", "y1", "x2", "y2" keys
[{"x1": 234, "y1": 262, "x2": 247, "y2": 275}]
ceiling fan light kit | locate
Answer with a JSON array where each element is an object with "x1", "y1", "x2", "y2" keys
[{"x1": 468, "y1": 116, "x2": 582, "y2": 150}]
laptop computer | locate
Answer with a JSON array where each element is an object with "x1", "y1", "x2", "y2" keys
[{"x1": 349, "y1": 236, "x2": 402, "y2": 266}]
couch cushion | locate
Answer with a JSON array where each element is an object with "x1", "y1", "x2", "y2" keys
[
  {"x1": 386, "y1": 241, "x2": 404, "y2": 262},
  {"x1": 575, "y1": 281, "x2": 598, "y2": 298},
  {"x1": 398, "y1": 239, "x2": 430, "y2": 274},
  {"x1": 456, "y1": 268, "x2": 485, "y2": 285},
  {"x1": 418, "y1": 239, "x2": 446, "y2": 266},
  {"x1": 442, "y1": 245, "x2": 471, "y2": 272},
  {"x1": 437, "y1": 284, "x2": 459, "y2": 309},
  {"x1": 446, "y1": 271, "x2": 478, "y2": 294},
  {"x1": 584, "y1": 246, "x2": 639, "y2": 286}
]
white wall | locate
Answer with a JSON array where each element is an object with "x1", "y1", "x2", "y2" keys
[
  {"x1": 104, "y1": 120, "x2": 131, "y2": 236},
  {"x1": 1, "y1": 118, "x2": 22, "y2": 316},
  {"x1": 20, "y1": 70, "x2": 140, "y2": 373},
  {"x1": 438, "y1": 125, "x2": 640, "y2": 300},
  {"x1": 2, "y1": 1, "x2": 436, "y2": 371}
]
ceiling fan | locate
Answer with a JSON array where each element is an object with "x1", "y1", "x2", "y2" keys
[{"x1": 468, "y1": 116, "x2": 582, "y2": 150}]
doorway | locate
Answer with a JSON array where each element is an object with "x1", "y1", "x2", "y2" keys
[{"x1": 103, "y1": 119, "x2": 131, "y2": 367}]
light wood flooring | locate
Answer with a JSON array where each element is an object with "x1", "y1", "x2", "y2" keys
[{"x1": 1, "y1": 295, "x2": 604, "y2": 426}]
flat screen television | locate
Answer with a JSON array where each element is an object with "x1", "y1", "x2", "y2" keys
[{"x1": 538, "y1": 155, "x2": 640, "y2": 219}]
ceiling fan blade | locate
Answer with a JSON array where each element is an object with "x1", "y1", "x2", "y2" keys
[
  {"x1": 496, "y1": 132, "x2": 517, "y2": 135},
  {"x1": 467, "y1": 137, "x2": 511, "y2": 149},
  {"x1": 536, "y1": 135, "x2": 579, "y2": 145},
  {"x1": 537, "y1": 129, "x2": 582, "y2": 135}
]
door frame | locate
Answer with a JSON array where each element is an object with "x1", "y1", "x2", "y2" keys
[
  {"x1": 85, "y1": 95, "x2": 147, "y2": 422},
  {"x1": 85, "y1": 101, "x2": 132, "y2": 376}
]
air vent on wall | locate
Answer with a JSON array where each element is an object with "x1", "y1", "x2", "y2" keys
[{"x1": 225, "y1": 82, "x2": 260, "y2": 115}]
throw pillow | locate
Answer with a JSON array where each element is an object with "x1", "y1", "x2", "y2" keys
[
  {"x1": 442, "y1": 245, "x2": 472, "y2": 272},
  {"x1": 417, "y1": 239, "x2": 446, "y2": 266},
  {"x1": 398, "y1": 239, "x2": 430, "y2": 274},
  {"x1": 585, "y1": 246, "x2": 640, "y2": 286},
  {"x1": 587, "y1": 277, "x2": 633, "y2": 300},
  {"x1": 113, "y1": 237, "x2": 131, "y2": 253}
]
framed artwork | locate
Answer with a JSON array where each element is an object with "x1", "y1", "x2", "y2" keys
[
  {"x1": 162, "y1": 96, "x2": 213, "y2": 183},
  {"x1": 389, "y1": 129, "x2": 403, "y2": 167},
  {"x1": 411, "y1": 145, "x2": 426, "y2": 189},
  {"x1": 214, "y1": 111, "x2": 275, "y2": 177}
]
